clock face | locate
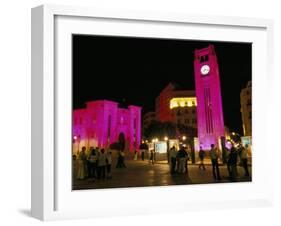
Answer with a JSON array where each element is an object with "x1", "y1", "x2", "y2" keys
[{"x1": 200, "y1": 65, "x2": 210, "y2": 75}]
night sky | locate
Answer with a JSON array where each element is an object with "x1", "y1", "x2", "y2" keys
[{"x1": 72, "y1": 35, "x2": 252, "y2": 134}]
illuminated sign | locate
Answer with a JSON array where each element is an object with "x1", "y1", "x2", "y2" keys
[
  {"x1": 155, "y1": 141, "x2": 168, "y2": 153},
  {"x1": 169, "y1": 97, "x2": 197, "y2": 109}
]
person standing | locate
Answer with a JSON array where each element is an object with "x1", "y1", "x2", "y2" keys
[
  {"x1": 134, "y1": 150, "x2": 138, "y2": 160},
  {"x1": 227, "y1": 146, "x2": 238, "y2": 181},
  {"x1": 116, "y1": 151, "x2": 122, "y2": 168},
  {"x1": 150, "y1": 149, "x2": 155, "y2": 165},
  {"x1": 141, "y1": 149, "x2": 145, "y2": 161},
  {"x1": 120, "y1": 150, "x2": 126, "y2": 168},
  {"x1": 209, "y1": 144, "x2": 221, "y2": 180},
  {"x1": 240, "y1": 144, "x2": 250, "y2": 176},
  {"x1": 184, "y1": 147, "x2": 189, "y2": 175},
  {"x1": 177, "y1": 146, "x2": 187, "y2": 174},
  {"x1": 97, "y1": 149, "x2": 107, "y2": 179},
  {"x1": 198, "y1": 146, "x2": 206, "y2": 170},
  {"x1": 76, "y1": 146, "x2": 87, "y2": 180},
  {"x1": 169, "y1": 146, "x2": 177, "y2": 174},
  {"x1": 88, "y1": 148, "x2": 98, "y2": 181}
]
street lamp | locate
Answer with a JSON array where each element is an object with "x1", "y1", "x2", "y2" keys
[
  {"x1": 164, "y1": 136, "x2": 169, "y2": 163},
  {"x1": 182, "y1": 135, "x2": 186, "y2": 141},
  {"x1": 73, "y1": 135, "x2": 81, "y2": 154}
]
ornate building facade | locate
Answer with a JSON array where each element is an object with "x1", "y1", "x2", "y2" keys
[{"x1": 73, "y1": 100, "x2": 141, "y2": 153}]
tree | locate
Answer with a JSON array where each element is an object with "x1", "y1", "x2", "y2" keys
[
  {"x1": 139, "y1": 143, "x2": 148, "y2": 150},
  {"x1": 110, "y1": 132, "x2": 126, "y2": 151},
  {"x1": 143, "y1": 120, "x2": 177, "y2": 141}
]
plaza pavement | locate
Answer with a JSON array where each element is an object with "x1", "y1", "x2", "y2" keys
[{"x1": 72, "y1": 157, "x2": 252, "y2": 190}]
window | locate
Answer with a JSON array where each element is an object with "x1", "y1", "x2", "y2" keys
[
  {"x1": 177, "y1": 119, "x2": 181, "y2": 124},
  {"x1": 184, "y1": 118, "x2": 189, "y2": 124},
  {"x1": 200, "y1": 55, "x2": 209, "y2": 63},
  {"x1": 192, "y1": 109, "x2": 196, "y2": 114},
  {"x1": 184, "y1": 109, "x2": 188, "y2": 114},
  {"x1": 177, "y1": 109, "x2": 181, "y2": 116}
]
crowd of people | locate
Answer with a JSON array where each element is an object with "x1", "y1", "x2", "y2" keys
[
  {"x1": 73, "y1": 142, "x2": 251, "y2": 184},
  {"x1": 167, "y1": 142, "x2": 251, "y2": 182},
  {"x1": 73, "y1": 146, "x2": 113, "y2": 181}
]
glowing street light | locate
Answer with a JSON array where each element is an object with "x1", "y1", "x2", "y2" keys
[
  {"x1": 182, "y1": 136, "x2": 186, "y2": 141},
  {"x1": 73, "y1": 135, "x2": 77, "y2": 140},
  {"x1": 164, "y1": 136, "x2": 168, "y2": 141}
]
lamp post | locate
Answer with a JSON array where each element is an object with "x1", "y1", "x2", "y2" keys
[
  {"x1": 73, "y1": 135, "x2": 81, "y2": 155},
  {"x1": 164, "y1": 136, "x2": 169, "y2": 163}
]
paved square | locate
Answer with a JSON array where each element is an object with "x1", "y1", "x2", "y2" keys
[{"x1": 73, "y1": 157, "x2": 252, "y2": 190}]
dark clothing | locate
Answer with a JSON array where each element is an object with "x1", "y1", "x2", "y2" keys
[
  {"x1": 97, "y1": 165, "x2": 106, "y2": 179},
  {"x1": 227, "y1": 149, "x2": 238, "y2": 181},
  {"x1": 241, "y1": 158, "x2": 250, "y2": 176},
  {"x1": 211, "y1": 159, "x2": 221, "y2": 180},
  {"x1": 106, "y1": 164, "x2": 112, "y2": 178},
  {"x1": 88, "y1": 150, "x2": 98, "y2": 179},
  {"x1": 198, "y1": 150, "x2": 206, "y2": 170},
  {"x1": 177, "y1": 149, "x2": 187, "y2": 158},
  {"x1": 228, "y1": 150, "x2": 238, "y2": 166},
  {"x1": 171, "y1": 157, "x2": 176, "y2": 174},
  {"x1": 116, "y1": 153, "x2": 126, "y2": 168},
  {"x1": 150, "y1": 151, "x2": 155, "y2": 164},
  {"x1": 88, "y1": 162, "x2": 97, "y2": 179},
  {"x1": 141, "y1": 151, "x2": 145, "y2": 161}
]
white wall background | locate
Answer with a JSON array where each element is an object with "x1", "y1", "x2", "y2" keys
[{"x1": 0, "y1": 0, "x2": 280, "y2": 225}]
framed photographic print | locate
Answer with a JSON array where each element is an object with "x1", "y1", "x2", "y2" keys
[{"x1": 31, "y1": 4, "x2": 274, "y2": 221}]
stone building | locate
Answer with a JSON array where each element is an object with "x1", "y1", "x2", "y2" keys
[{"x1": 73, "y1": 100, "x2": 141, "y2": 154}]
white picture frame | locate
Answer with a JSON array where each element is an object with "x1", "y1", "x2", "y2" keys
[{"x1": 31, "y1": 4, "x2": 274, "y2": 221}]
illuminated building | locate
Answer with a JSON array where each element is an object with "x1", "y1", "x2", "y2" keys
[
  {"x1": 155, "y1": 83, "x2": 197, "y2": 128},
  {"x1": 143, "y1": 111, "x2": 156, "y2": 128},
  {"x1": 73, "y1": 100, "x2": 141, "y2": 153},
  {"x1": 240, "y1": 81, "x2": 252, "y2": 136},
  {"x1": 194, "y1": 45, "x2": 225, "y2": 150}
]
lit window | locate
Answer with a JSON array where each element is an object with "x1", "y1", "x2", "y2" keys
[{"x1": 180, "y1": 101, "x2": 185, "y2": 107}]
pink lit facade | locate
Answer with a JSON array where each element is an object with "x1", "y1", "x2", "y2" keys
[
  {"x1": 73, "y1": 100, "x2": 141, "y2": 153},
  {"x1": 194, "y1": 45, "x2": 225, "y2": 150}
]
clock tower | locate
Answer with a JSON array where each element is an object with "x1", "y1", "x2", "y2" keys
[{"x1": 194, "y1": 45, "x2": 225, "y2": 150}]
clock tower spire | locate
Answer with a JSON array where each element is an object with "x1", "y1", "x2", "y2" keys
[{"x1": 194, "y1": 45, "x2": 225, "y2": 150}]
